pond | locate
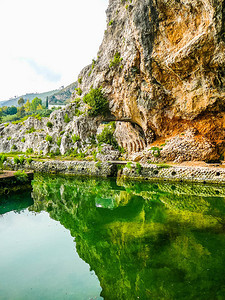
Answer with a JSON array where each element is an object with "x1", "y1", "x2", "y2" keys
[{"x1": 0, "y1": 174, "x2": 225, "y2": 300}]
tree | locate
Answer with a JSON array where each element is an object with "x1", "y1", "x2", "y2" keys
[
  {"x1": 5, "y1": 106, "x2": 17, "y2": 115},
  {"x1": 17, "y1": 106, "x2": 25, "y2": 118},
  {"x1": 24, "y1": 100, "x2": 32, "y2": 112},
  {"x1": 18, "y1": 97, "x2": 25, "y2": 107},
  {"x1": 46, "y1": 96, "x2": 49, "y2": 109},
  {"x1": 31, "y1": 97, "x2": 42, "y2": 111},
  {"x1": 36, "y1": 104, "x2": 43, "y2": 110},
  {"x1": 83, "y1": 87, "x2": 108, "y2": 116},
  {"x1": 0, "y1": 108, "x2": 3, "y2": 123}
]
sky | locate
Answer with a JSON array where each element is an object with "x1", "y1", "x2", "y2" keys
[{"x1": 0, "y1": 0, "x2": 108, "y2": 101}]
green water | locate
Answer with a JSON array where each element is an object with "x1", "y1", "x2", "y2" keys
[{"x1": 0, "y1": 174, "x2": 225, "y2": 300}]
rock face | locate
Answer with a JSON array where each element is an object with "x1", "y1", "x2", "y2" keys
[{"x1": 73, "y1": 0, "x2": 225, "y2": 161}]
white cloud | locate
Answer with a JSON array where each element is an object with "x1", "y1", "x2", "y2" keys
[{"x1": 0, "y1": 0, "x2": 108, "y2": 100}]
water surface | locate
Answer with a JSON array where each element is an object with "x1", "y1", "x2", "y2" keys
[{"x1": 0, "y1": 174, "x2": 225, "y2": 299}]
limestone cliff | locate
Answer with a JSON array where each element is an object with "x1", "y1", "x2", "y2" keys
[{"x1": 73, "y1": 0, "x2": 225, "y2": 161}]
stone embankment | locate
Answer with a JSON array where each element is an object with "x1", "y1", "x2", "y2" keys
[
  {"x1": 121, "y1": 163, "x2": 225, "y2": 184},
  {"x1": 2, "y1": 159, "x2": 225, "y2": 184},
  {"x1": 0, "y1": 171, "x2": 34, "y2": 195}
]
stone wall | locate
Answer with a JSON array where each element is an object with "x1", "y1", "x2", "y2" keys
[
  {"x1": 3, "y1": 158, "x2": 225, "y2": 184},
  {"x1": 3, "y1": 159, "x2": 117, "y2": 178},
  {"x1": 121, "y1": 163, "x2": 225, "y2": 184}
]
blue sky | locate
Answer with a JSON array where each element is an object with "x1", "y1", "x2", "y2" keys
[{"x1": 0, "y1": 0, "x2": 108, "y2": 100}]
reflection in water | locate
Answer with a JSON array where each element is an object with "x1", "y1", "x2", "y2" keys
[{"x1": 30, "y1": 174, "x2": 225, "y2": 300}]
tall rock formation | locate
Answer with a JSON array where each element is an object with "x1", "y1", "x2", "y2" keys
[{"x1": 74, "y1": 0, "x2": 225, "y2": 161}]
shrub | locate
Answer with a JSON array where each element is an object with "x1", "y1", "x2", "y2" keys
[
  {"x1": 109, "y1": 52, "x2": 123, "y2": 68},
  {"x1": 13, "y1": 156, "x2": 20, "y2": 164},
  {"x1": 72, "y1": 134, "x2": 81, "y2": 143},
  {"x1": 26, "y1": 148, "x2": 33, "y2": 154},
  {"x1": 96, "y1": 161, "x2": 102, "y2": 168},
  {"x1": 64, "y1": 113, "x2": 70, "y2": 123},
  {"x1": 0, "y1": 154, "x2": 7, "y2": 169},
  {"x1": 7, "y1": 136, "x2": 11, "y2": 140},
  {"x1": 91, "y1": 59, "x2": 96, "y2": 69},
  {"x1": 97, "y1": 122, "x2": 118, "y2": 148},
  {"x1": 45, "y1": 135, "x2": 52, "y2": 143},
  {"x1": 83, "y1": 87, "x2": 108, "y2": 116},
  {"x1": 21, "y1": 137, "x2": 25, "y2": 143},
  {"x1": 26, "y1": 127, "x2": 36, "y2": 134},
  {"x1": 136, "y1": 162, "x2": 142, "y2": 174},
  {"x1": 56, "y1": 137, "x2": 62, "y2": 147},
  {"x1": 125, "y1": 162, "x2": 132, "y2": 169},
  {"x1": 46, "y1": 121, "x2": 53, "y2": 128},
  {"x1": 74, "y1": 109, "x2": 83, "y2": 117},
  {"x1": 108, "y1": 20, "x2": 114, "y2": 26},
  {"x1": 60, "y1": 131, "x2": 65, "y2": 135},
  {"x1": 75, "y1": 88, "x2": 82, "y2": 96},
  {"x1": 78, "y1": 77, "x2": 82, "y2": 84},
  {"x1": 0, "y1": 154, "x2": 7, "y2": 163},
  {"x1": 14, "y1": 170, "x2": 28, "y2": 182},
  {"x1": 19, "y1": 156, "x2": 25, "y2": 164},
  {"x1": 151, "y1": 146, "x2": 162, "y2": 158},
  {"x1": 26, "y1": 157, "x2": 33, "y2": 164},
  {"x1": 11, "y1": 145, "x2": 17, "y2": 150}
]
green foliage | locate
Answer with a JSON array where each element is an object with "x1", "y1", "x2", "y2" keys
[
  {"x1": 96, "y1": 161, "x2": 102, "y2": 168},
  {"x1": 26, "y1": 157, "x2": 33, "y2": 164},
  {"x1": 109, "y1": 52, "x2": 123, "y2": 68},
  {"x1": 83, "y1": 87, "x2": 108, "y2": 116},
  {"x1": 7, "y1": 136, "x2": 11, "y2": 140},
  {"x1": 91, "y1": 59, "x2": 96, "y2": 69},
  {"x1": 125, "y1": 162, "x2": 132, "y2": 169},
  {"x1": 14, "y1": 170, "x2": 28, "y2": 182},
  {"x1": 0, "y1": 109, "x2": 3, "y2": 123},
  {"x1": 49, "y1": 148, "x2": 61, "y2": 157},
  {"x1": 17, "y1": 106, "x2": 25, "y2": 118},
  {"x1": 19, "y1": 156, "x2": 25, "y2": 164},
  {"x1": 56, "y1": 137, "x2": 62, "y2": 147},
  {"x1": 18, "y1": 97, "x2": 25, "y2": 106},
  {"x1": 64, "y1": 113, "x2": 70, "y2": 123},
  {"x1": 46, "y1": 121, "x2": 53, "y2": 128},
  {"x1": 108, "y1": 20, "x2": 114, "y2": 26},
  {"x1": 74, "y1": 109, "x2": 83, "y2": 117},
  {"x1": 26, "y1": 148, "x2": 33, "y2": 154},
  {"x1": 26, "y1": 127, "x2": 36, "y2": 134},
  {"x1": 0, "y1": 154, "x2": 7, "y2": 163},
  {"x1": 13, "y1": 156, "x2": 20, "y2": 164},
  {"x1": 60, "y1": 131, "x2": 65, "y2": 136},
  {"x1": 97, "y1": 122, "x2": 118, "y2": 148},
  {"x1": 3, "y1": 106, "x2": 17, "y2": 115},
  {"x1": 72, "y1": 134, "x2": 81, "y2": 143},
  {"x1": 78, "y1": 77, "x2": 82, "y2": 84},
  {"x1": 0, "y1": 154, "x2": 7, "y2": 169},
  {"x1": 75, "y1": 88, "x2": 82, "y2": 96},
  {"x1": 4, "y1": 123, "x2": 9, "y2": 127},
  {"x1": 31, "y1": 97, "x2": 42, "y2": 111},
  {"x1": 11, "y1": 145, "x2": 17, "y2": 151},
  {"x1": 136, "y1": 162, "x2": 142, "y2": 174},
  {"x1": 21, "y1": 137, "x2": 25, "y2": 143},
  {"x1": 45, "y1": 135, "x2": 52, "y2": 143},
  {"x1": 151, "y1": 146, "x2": 162, "y2": 158}
]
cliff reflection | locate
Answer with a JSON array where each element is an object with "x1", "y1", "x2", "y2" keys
[{"x1": 30, "y1": 174, "x2": 225, "y2": 300}]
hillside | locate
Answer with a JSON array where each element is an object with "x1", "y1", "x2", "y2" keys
[
  {"x1": 47, "y1": 82, "x2": 77, "y2": 105},
  {"x1": 0, "y1": 82, "x2": 77, "y2": 107},
  {"x1": 0, "y1": 89, "x2": 59, "y2": 107}
]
